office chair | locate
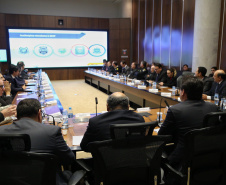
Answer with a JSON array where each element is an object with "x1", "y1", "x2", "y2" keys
[
  {"x1": 176, "y1": 72, "x2": 194, "y2": 89},
  {"x1": 203, "y1": 111, "x2": 226, "y2": 127},
  {"x1": 0, "y1": 134, "x2": 86, "y2": 185},
  {"x1": 162, "y1": 124, "x2": 226, "y2": 185},
  {"x1": 88, "y1": 135, "x2": 171, "y2": 185},
  {"x1": 110, "y1": 121, "x2": 158, "y2": 139}
]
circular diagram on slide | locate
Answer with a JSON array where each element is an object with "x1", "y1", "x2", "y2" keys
[
  {"x1": 33, "y1": 44, "x2": 53, "y2": 57},
  {"x1": 54, "y1": 47, "x2": 71, "y2": 57},
  {"x1": 71, "y1": 44, "x2": 89, "y2": 57},
  {"x1": 88, "y1": 44, "x2": 106, "y2": 57}
]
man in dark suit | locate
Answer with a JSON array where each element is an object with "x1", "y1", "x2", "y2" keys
[
  {"x1": 147, "y1": 63, "x2": 167, "y2": 83},
  {"x1": 203, "y1": 69, "x2": 226, "y2": 100},
  {"x1": 127, "y1": 62, "x2": 139, "y2": 79},
  {"x1": 0, "y1": 99, "x2": 75, "y2": 184},
  {"x1": 137, "y1": 61, "x2": 148, "y2": 80},
  {"x1": 158, "y1": 76, "x2": 218, "y2": 170},
  {"x1": 112, "y1": 61, "x2": 122, "y2": 74},
  {"x1": 120, "y1": 60, "x2": 130, "y2": 75},
  {"x1": 4, "y1": 65, "x2": 26, "y2": 98},
  {"x1": 80, "y1": 92, "x2": 145, "y2": 152},
  {"x1": 194, "y1": 66, "x2": 213, "y2": 93},
  {"x1": 0, "y1": 79, "x2": 12, "y2": 106}
]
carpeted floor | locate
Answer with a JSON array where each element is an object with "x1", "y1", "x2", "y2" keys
[{"x1": 51, "y1": 79, "x2": 109, "y2": 113}]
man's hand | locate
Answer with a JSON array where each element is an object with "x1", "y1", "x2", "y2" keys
[
  {"x1": 22, "y1": 84, "x2": 26, "y2": 90},
  {"x1": 25, "y1": 80, "x2": 28, "y2": 85},
  {"x1": 159, "y1": 82, "x2": 163, "y2": 86},
  {"x1": 3, "y1": 81, "x2": 11, "y2": 96},
  {"x1": 202, "y1": 94, "x2": 207, "y2": 100},
  {"x1": 1, "y1": 105, "x2": 17, "y2": 118}
]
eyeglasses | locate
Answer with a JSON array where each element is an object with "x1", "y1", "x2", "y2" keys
[{"x1": 0, "y1": 85, "x2": 4, "y2": 89}]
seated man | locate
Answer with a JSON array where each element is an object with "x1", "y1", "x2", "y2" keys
[
  {"x1": 182, "y1": 64, "x2": 190, "y2": 71},
  {"x1": 159, "y1": 68, "x2": 177, "y2": 87},
  {"x1": 80, "y1": 92, "x2": 145, "y2": 152},
  {"x1": 101, "y1": 59, "x2": 107, "y2": 71},
  {"x1": 106, "y1": 61, "x2": 115, "y2": 74},
  {"x1": 0, "y1": 79, "x2": 12, "y2": 106},
  {"x1": 209, "y1": 66, "x2": 217, "y2": 77},
  {"x1": 127, "y1": 62, "x2": 139, "y2": 79},
  {"x1": 136, "y1": 61, "x2": 148, "y2": 80},
  {"x1": 147, "y1": 63, "x2": 167, "y2": 83},
  {"x1": 5, "y1": 64, "x2": 26, "y2": 98},
  {"x1": 194, "y1": 66, "x2": 213, "y2": 93},
  {"x1": 112, "y1": 61, "x2": 122, "y2": 74},
  {"x1": 202, "y1": 69, "x2": 226, "y2": 100},
  {"x1": 120, "y1": 60, "x2": 130, "y2": 75},
  {"x1": 0, "y1": 99, "x2": 75, "y2": 184},
  {"x1": 158, "y1": 76, "x2": 218, "y2": 170}
]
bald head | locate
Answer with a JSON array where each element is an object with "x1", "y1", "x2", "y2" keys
[
  {"x1": 213, "y1": 69, "x2": 226, "y2": 83},
  {"x1": 107, "y1": 92, "x2": 129, "y2": 111}
]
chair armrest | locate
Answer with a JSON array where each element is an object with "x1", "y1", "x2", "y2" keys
[
  {"x1": 76, "y1": 158, "x2": 93, "y2": 172},
  {"x1": 68, "y1": 170, "x2": 86, "y2": 185}
]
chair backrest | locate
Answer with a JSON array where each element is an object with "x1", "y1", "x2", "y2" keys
[
  {"x1": 0, "y1": 151, "x2": 58, "y2": 185},
  {"x1": 203, "y1": 112, "x2": 226, "y2": 127},
  {"x1": 0, "y1": 134, "x2": 31, "y2": 154},
  {"x1": 182, "y1": 125, "x2": 226, "y2": 185},
  {"x1": 88, "y1": 135, "x2": 171, "y2": 185},
  {"x1": 110, "y1": 121, "x2": 158, "y2": 139}
]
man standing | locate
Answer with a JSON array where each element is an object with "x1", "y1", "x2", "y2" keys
[
  {"x1": 203, "y1": 69, "x2": 226, "y2": 100},
  {"x1": 158, "y1": 76, "x2": 218, "y2": 169},
  {"x1": 195, "y1": 66, "x2": 213, "y2": 93},
  {"x1": 80, "y1": 92, "x2": 145, "y2": 152}
]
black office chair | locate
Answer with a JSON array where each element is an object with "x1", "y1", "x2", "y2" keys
[
  {"x1": 162, "y1": 124, "x2": 226, "y2": 185},
  {"x1": 203, "y1": 112, "x2": 226, "y2": 127},
  {"x1": 110, "y1": 121, "x2": 158, "y2": 139},
  {"x1": 88, "y1": 135, "x2": 171, "y2": 185},
  {"x1": 0, "y1": 134, "x2": 86, "y2": 185}
]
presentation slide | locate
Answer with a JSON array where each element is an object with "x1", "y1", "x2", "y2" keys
[
  {"x1": 8, "y1": 28, "x2": 108, "y2": 68},
  {"x1": 0, "y1": 49, "x2": 7, "y2": 62}
]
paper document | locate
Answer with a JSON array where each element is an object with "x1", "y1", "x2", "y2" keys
[{"x1": 73, "y1": 136, "x2": 83, "y2": 146}]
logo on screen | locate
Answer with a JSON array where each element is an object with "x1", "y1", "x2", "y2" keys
[
  {"x1": 19, "y1": 47, "x2": 29, "y2": 54},
  {"x1": 71, "y1": 44, "x2": 89, "y2": 57},
  {"x1": 89, "y1": 44, "x2": 106, "y2": 57}
]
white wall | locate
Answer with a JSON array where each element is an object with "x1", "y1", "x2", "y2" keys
[
  {"x1": 0, "y1": 0, "x2": 125, "y2": 18},
  {"x1": 119, "y1": 0, "x2": 132, "y2": 18},
  {"x1": 192, "y1": 0, "x2": 221, "y2": 74}
]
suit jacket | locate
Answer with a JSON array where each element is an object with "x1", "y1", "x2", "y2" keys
[
  {"x1": 137, "y1": 68, "x2": 148, "y2": 80},
  {"x1": 122, "y1": 65, "x2": 130, "y2": 75},
  {"x1": 127, "y1": 68, "x2": 139, "y2": 79},
  {"x1": 206, "y1": 80, "x2": 226, "y2": 100},
  {"x1": 21, "y1": 70, "x2": 29, "y2": 79},
  {"x1": 202, "y1": 76, "x2": 213, "y2": 93},
  {"x1": 0, "y1": 118, "x2": 75, "y2": 165},
  {"x1": 163, "y1": 77, "x2": 177, "y2": 87},
  {"x1": 0, "y1": 96, "x2": 12, "y2": 107},
  {"x1": 158, "y1": 100, "x2": 218, "y2": 168},
  {"x1": 149, "y1": 70, "x2": 167, "y2": 83},
  {"x1": 80, "y1": 109, "x2": 145, "y2": 152},
  {"x1": 5, "y1": 74, "x2": 24, "y2": 98}
]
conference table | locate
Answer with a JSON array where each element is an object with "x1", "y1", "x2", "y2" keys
[{"x1": 84, "y1": 70, "x2": 180, "y2": 108}]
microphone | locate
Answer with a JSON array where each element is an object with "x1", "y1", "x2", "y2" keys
[
  {"x1": 164, "y1": 99, "x2": 170, "y2": 108},
  {"x1": 42, "y1": 112, "x2": 55, "y2": 126},
  {"x1": 95, "y1": 97, "x2": 98, "y2": 116},
  {"x1": 175, "y1": 88, "x2": 180, "y2": 96},
  {"x1": 159, "y1": 97, "x2": 164, "y2": 123}
]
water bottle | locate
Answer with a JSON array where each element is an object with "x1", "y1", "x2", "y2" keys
[
  {"x1": 117, "y1": 74, "x2": 119, "y2": 79},
  {"x1": 68, "y1": 107, "x2": 73, "y2": 118},
  {"x1": 62, "y1": 109, "x2": 68, "y2": 124},
  {"x1": 172, "y1": 86, "x2": 176, "y2": 96},
  {"x1": 153, "y1": 82, "x2": 157, "y2": 89},
  {"x1": 214, "y1": 93, "x2": 219, "y2": 106}
]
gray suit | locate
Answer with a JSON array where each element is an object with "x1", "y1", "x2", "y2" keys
[{"x1": 0, "y1": 117, "x2": 75, "y2": 165}]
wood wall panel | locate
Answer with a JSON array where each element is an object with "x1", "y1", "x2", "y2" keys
[
  {"x1": 132, "y1": 0, "x2": 139, "y2": 63},
  {"x1": 152, "y1": 0, "x2": 162, "y2": 63},
  {"x1": 19, "y1": 15, "x2": 31, "y2": 27},
  {"x1": 181, "y1": 0, "x2": 195, "y2": 68},
  {"x1": 5, "y1": 14, "x2": 19, "y2": 27},
  {"x1": 43, "y1": 16, "x2": 56, "y2": 28},
  {"x1": 144, "y1": 0, "x2": 153, "y2": 63},
  {"x1": 0, "y1": 14, "x2": 5, "y2": 26},
  {"x1": 98, "y1": 18, "x2": 109, "y2": 29},
  {"x1": 132, "y1": 0, "x2": 195, "y2": 69},
  {"x1": 109, "y1": 19, "x2": 120, "y2": 30},
  {"x1": 170, "y1": 0, "x2": 183, "y2": 67},
  {"x1": 31, "y1": 15, "x2": 44, "y2": 27},
  {"x1": 161, "y1": 0, "x2": 171, "y2": 67},
  {"x1": 138, "y1": 0, "x2": 145, "y2": 63}
]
